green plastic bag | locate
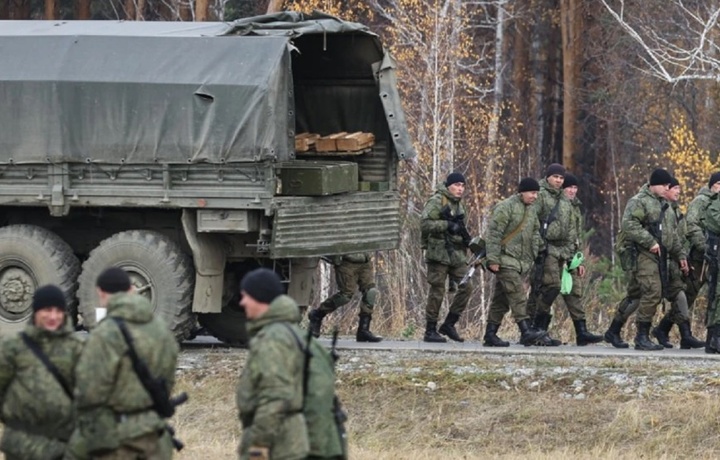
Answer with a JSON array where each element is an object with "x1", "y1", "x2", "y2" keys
[{"x1": 560, "y1": 252, "x2": 584, "y2": 295}]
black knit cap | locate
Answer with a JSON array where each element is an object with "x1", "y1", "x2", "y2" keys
[
  {"x1": 562, "y1": 173, "x2": 579, "y2": 189},
  {"x1": 240, "y1": 268, "x2": 284, "y2": 304},
  {"x1": 669, "y1": 176, "x2": 680, "y2": 188},
  {"x1": 649, "y1": 168, "x2": 672, "y2": 186},
  {"x1": 518, "y1": 177, "x2": 540, "y2": 193},
  {"x1": 545, "y1": 163, "x2": 566, "y2": 178},
  {"x1": 96, "y1": 267, "x2": 132, "y2": 294},
  {"x1": 445, "y1": 172, "x2": 466, "y2": 186},
  {"x1": 32, "y1": 285, "x2": 66, "y2": 312},
  {"x1": 709, "y1": 172, "x2": 720, "y2": 188}
]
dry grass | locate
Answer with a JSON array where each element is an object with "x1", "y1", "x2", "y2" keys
[{"x1": 169, "y1": 349, "x2": 720, "y2": 460}]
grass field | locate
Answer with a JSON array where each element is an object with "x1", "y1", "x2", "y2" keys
[{"x1": 172, "y1": 348, "x2": 720, "y2": 459}]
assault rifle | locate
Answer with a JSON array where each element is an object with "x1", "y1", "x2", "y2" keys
[
  {"x1": 440, "y1": 206, "x2": 472, "y2": 248},
  {"x1": 459, "y1": 237, "x2": 487, "y2": 285},
  {"x1": 113, "y1": 318, "x2": 188, "y2": 451},
  {"x1": 647, "y1": 203, "x2": 670, "y2": 301},
  {"x1": 705, "y1": 232, "x2": 719, "y2": 325}
]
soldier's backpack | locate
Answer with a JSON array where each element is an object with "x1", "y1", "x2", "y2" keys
[{"x1": 284, "y1": 325, "x2": 348, "y2": 460}]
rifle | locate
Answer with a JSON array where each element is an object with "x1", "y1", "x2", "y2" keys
[
  {"x1": 647, "y1": 203, "x2": 670, "y2": 301},
  {"x1": 440, "y1": 206, "x2": 472, "y2": 248},
  {"x1": 705, "y1": 232, "x2": 719, "y2": 325},
  {"x1": 113, "y1": 318, "x2": 187, "y2": 451},
  {"x1": 459, "y1": 237, "x2": 486, "y2": 285},
  {"x1": 532, "y1": 197, "x2": 562, "y2": 295}
]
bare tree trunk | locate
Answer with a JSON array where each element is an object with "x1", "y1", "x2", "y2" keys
[
  {"x1": 11, "y1": 0, "x2": 32, "y2": 18},
  {"x1": 178, "y1": 0, "x2": 192, "y2": 20},
  {"x1": 0, "y1": 0, "x2": 8, "y2": 19},
  {"x1": 510, "y1": 5, "x2": 531, "y2": 173},
  {"x1": 195, "y1": 0, "x2": 208, "y2": 21},
  {"x1": 76, "y1": 0, "x2": 91, "y2": 19},
  {"x1": 560, "y1": 0, "x2": 582, "y2": 172},
  {"x1": 45, "y1": 0, "x2": 56, "y2": 19},
  {"x1": 266, "y1": 0, "x2": 284, "y2": 13},
  {"x1": 124, "y1": 0, "x2": 135, "y2": 19}
]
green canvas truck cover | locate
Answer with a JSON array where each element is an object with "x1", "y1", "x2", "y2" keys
[{"x1": 0, "y1": 12, "x2": 415, "y2": 165}]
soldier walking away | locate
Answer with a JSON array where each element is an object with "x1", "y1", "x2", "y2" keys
[
  {"x1": 556, "y1": 174, "x2": 603, "y2": 345},
  {"x1": 603, "y1": 168, "x2": 688, "y2": 351},
  {"x1": 482, "y1": 178, "x2": 549, "y2": 347},
  {"x1": 236, "y1": 268, "x2": 310, "y2": 460},
  {"x1": 307, "y1": 253, "x2": 382, "y2": 342},
  {"x1": 0, "y1": 285, "x2": 83, "y2": 460},
  {"x1": 651, "y1": 177, "x2": 704, "y2": 349},
  {"x1": 420, "y1": 172, "x2": 474, "y2": 343},
  {"x1": 75, "y1": 268, "x2": 180, "y2": 459}
]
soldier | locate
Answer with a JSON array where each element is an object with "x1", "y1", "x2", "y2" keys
[
  {"x1": 236, "y1": 268, "x2": 309, "y2": 460},
  {"x1": 555, "y1": 174, "x2": 604, "y2": 345},
  {"x1": 420, "y1": 172, "x2": 473, "y2": 343},
  {"x1": 603, "y1": 168, "x2": 688, "y2": 350},
  {"x1": 307, "y1": 252, "x2": 382, "y2": 342},
  {"x1": 0, "y1": 285, "x2": 83, "y2": 460},
  {"x1": 482, "y1": 177, "x2": 549, "y2": 347},
  {"x1": 651, "y1": 177, "x2": 704, "y2": 349},
  {"x1": 75, "y1": 267, "x2": 179, "y2": 459}
]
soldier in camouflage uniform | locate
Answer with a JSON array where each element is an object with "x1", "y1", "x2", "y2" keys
[
  {"x1": 603, "y1": 169, "x2": 688, "y2": 351},
  {"x1": 555, "y1": 174, "x2": 604, "y2": 345},
  {"x1": 75, "y1": 268, "x2": 179, "y2": 459},
  {"x1": 420, "y1": 172, "x2": 472, "y2": 343},
  {"x1": 482, "y1": 178, "x2": 549, "y2": 347},
  {"x1": 0, "y1": 285, "x2": 83, "y2": 460},
  {"x1": 236, "y1": 268, "x2": 309, "y2": 460},
  {"x1": 651, "y1": 177, "x2": 705, "y2": 349},
  {"x1": 308, "y1": 252, "x2": 382, "y2": 342},
  {"x1": 700, "y1": 180, "x2": 720, "y2": 353}
]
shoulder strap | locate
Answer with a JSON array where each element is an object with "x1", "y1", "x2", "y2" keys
[
  {"x1": 112, "y1": 317, "x2": 158, "y2": 401},
  {"x1": 500, "y1": 206, "x2": 528, "y2": 246},
  {"x1": 281, "y1": 323, "x2": 312, "y2": 408},
  {"x1": 540, "y1": 196, "x2": 562, "y2": 239},
  {"x1": 20, "y1": 332, "x2": 73, "y2": 400}
]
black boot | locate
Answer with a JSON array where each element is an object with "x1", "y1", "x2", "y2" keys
[
  {"x1": 439, "y1": 312, "x2": 464, "y2": 342},
  {"x1": 604, "y1": 319, "x2": 629, "y2": 349},
  {"x1": 518, "y1": 319, "x2": 548, "y2": 346},
  {"x1": 483, "y1": 322, "x2": 509, "y2": 347},
  {"x1": 424, "y1": 321, "x2": 447, "y2": 343},
  {"x1": 679, "y1": 321, "x2": 704, "y2": 349},
  {"x1": 532, "y1": 313, "x2": 561, "y2": 346},
  {"x1": 573, "y1": 319, "x2": 603, "y2": 346},
  {"x1": 706, "y1": 326, "x2": 720, "y2": 354},
  {"x1": 308, "y1": 309, "x2": 326, "y2": 338},
  {"x1": 652, "y1": 316, "x2": 674, "y2": 349},
  {"x1": 634, "y1": 322, "x2": 664, "y2": 351},
  {"x1": 356, "y1": 314, "x2": 383, "y2": 343}
]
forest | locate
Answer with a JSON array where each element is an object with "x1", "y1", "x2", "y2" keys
[{"x1": 4, "y1": 0, "x2": 719, "y2": 332}]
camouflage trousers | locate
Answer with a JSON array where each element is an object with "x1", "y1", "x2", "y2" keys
[
  {"x1": 663, "y1": 256, "x2": 705, "y2": 325},
  {"x1": 612, "y1": 251, "x2": 664, "y2": 324},
  {"x1": 319, "y1": 260, "x2": 376, "y2": 316},
  {"x1": 526, "y1": 254, "x2": 586, "y2": 321},
  {"x1": 0, "y1": 428, "x2": 66, "y2": 460},
  {"x1": 424, "y1": 262, "x2": 471, "y2": 323},
  {"x1": 487, "y1": 267, "x2": 530, "y2": 324},
  {"x1": 94, "y1": 431, "x2": 172, "y2": 460}
]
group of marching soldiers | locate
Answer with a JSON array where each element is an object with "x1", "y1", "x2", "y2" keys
[{"x1": 413, "y1": 165, "x2": 720, "y2": 351}]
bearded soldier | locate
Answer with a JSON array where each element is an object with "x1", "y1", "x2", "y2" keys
[
  {"x1": 651, "y1": 177, "x2": 704, "y2": 349},
  {"x1": 482, "y1": 178, "x2": 549, "y2": 347},
  {"x1": 420, "y1": 172, "x2": 473, "y2": 343},
  {"x1": 0, "y1": 285, "x2": 84, "y2": 460},
  {"x1": 604, "y1": 168, "x2": 688, "y2": 350}
]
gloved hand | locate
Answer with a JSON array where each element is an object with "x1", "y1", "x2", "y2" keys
[
  {"x1": 249, "y1": 446, "x2": 270, "y2": 460},
  {"x1": 447, "y1": 220, "x2": 462, "y2": 235}
]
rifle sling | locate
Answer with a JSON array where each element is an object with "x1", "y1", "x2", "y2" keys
[
  {"x1": 281, "y1": 323, "x2": 312, "y2": 408},
  {"x1": 20, "y1": 332, "x2": 73, "y2": 400}
]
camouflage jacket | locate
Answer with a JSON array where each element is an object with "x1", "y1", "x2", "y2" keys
[
  {"x1": 670, "y1": 202, "x2": 690, "y2": 254},
  {"x1": 236, "y1": 295, "x2": 309, "y2": 460},
  {"x1": 703, "y1": 194, "x2": 720, "y2": 236},
  {"x1": 0, "y1": 318, "x2": 83, "y2": 460},
  {"x1": 421, "y1": 183, "x2": 468, "y2": 266},
  {"x1": 621, "y1": 184, "x2": 685, "y2": 261},
  {"x1": 542, "y1": 190, "x2": 580, "y2": 260},
  {"x1": 75, "y1": 293, "x2": 179, "y2": 453},
  {"x1": 686, "y1": 186, "x2": 715, "y2": 258},
  {"x1": 485, "y1": 193, "x2": 541, "y2": 274}
]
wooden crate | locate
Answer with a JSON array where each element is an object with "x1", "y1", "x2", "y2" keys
[
  {"x1": 337, "y1": 131, "x2": 375, "y2": 151},
  {"x1": 294, "y1": 132, "x2": 320, "y2": 152},
  {"x1": 315, "y1": 132, "x2": 348, "y2": 152}
]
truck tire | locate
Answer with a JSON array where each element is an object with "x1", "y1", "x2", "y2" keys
[
  {"x1": 0, "y1": 225, "x2": 80, "y2": 336},
  {"x1": 78, "y1": 230, "x2": 195, "y2": 341}
]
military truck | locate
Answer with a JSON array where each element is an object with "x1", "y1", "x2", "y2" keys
[{"x1": 0, "y1": 12, "x2": 415, "y2": 344}]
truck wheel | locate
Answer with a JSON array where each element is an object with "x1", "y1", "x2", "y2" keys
[
  {"x1": 78, "y1": 230, "x2": 195, "y2": 341},
  {"x1": 0, "y1": 225, "x2": 80, "y2": 335},
  {"x1": 197, "y1": 302, "x2": 248, "y2": 347}
]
